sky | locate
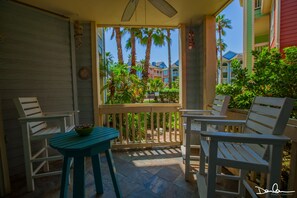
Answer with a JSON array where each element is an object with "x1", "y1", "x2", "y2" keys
[{"x1": 104, "y1": 0, "x2": 243, "y2": 65}]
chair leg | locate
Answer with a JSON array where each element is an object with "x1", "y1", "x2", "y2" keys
[
  {"x1": 43, "y1": 139, "x2": 49, "y2": 172},
  {"x1": 185, "y1": 130, "x2": 191, "y2": 181},
  {"x1": 206, "y1": 141, "x2": 218, "y2": 198},
  {"x1": 239, "y1": 169, "x2": 247, "y2": 198},
  {"x1": 21, "y1": 124, "x2": 34, "y2": 191},
  {"x1": 199, "y1": 142, "x2": 206, "y2": 175},
  {"x1": 266, "y1": 145, "x2": 283, "y2": 198}
]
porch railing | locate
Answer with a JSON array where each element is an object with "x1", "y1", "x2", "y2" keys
[
  {"x1": 255, "y1": 42, "x2": 269, "y2": 51},
  {"x1": 98, "y1": 103, "x2": 182, "y2": 149}
]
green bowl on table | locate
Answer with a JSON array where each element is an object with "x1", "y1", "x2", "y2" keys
[{"x1": 75, "y1": 124, "x2": 94, "y2": 136}]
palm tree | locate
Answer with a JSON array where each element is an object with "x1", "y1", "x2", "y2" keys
[
  {"x1": 110, "y1": 27, "x2": 124, "y2": 64},
  {"x1": 216, "y1": 38, "x2": 227, "y2": 83},
  {"x1": 124, "y1": 28, "x2": 142, "y2": 74},
  {"x1": 216, "y1": 14, "x2": 232, "y2": 84},
  {"x1": 139, "y1": 28, "x2": 167, "y2": 83},
  {"x1": 148, "y1": 78, "x2": 164, "y2": 93},
  {"x1": 166, "y1": 28, "x2": 173, "y2": 88}
]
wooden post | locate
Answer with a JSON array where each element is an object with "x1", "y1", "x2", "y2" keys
[
  {"x1": 91, "y1": 21, "x2": 100, "y2": 126},
  {"x1": 203, "y1": 16, "x2": 217, "y2": 110}
]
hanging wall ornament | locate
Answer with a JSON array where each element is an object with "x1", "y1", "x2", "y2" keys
[
  {"x1": 188, "y1": 20, "x2": 195, "y2": 50},
  {"x1": 188, "y1": 29, "x2": 195, "y2": 50},
  {"x1": 74, "y1": 21, "x2": 83, "y2": 49}
]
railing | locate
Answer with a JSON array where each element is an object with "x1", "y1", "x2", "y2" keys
[
  {"x1": 226, "y1": 109, "x2": 297, "y2": 192},
  {"x1": 98, "y1": 103, "x2": 182, "y2": 149},
  {"x1": 255, "y1": 42, "x2": 269, "y2": 51}
]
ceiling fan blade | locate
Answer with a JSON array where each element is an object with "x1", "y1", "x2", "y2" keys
[
  {"x1": 121, "y1": 0, "x2": 139, "y2": 22},
  {"x1": 148, "y1": 0, "x2": 177, "y2": 18}
]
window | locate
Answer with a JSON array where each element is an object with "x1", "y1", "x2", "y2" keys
[{"x1": 255, "y1": 0, "x2": 261, "y2": 9}]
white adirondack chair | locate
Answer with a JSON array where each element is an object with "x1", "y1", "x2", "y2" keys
[
  {"x1": 189, "y1": 97, "x2": 295, "y2": 198},
  {"x1": 180, "y1": 95, "x2": 230, "y2": 180},
  {"x1": 14, "y1": 97, "x2": 77, "y2": 192}
]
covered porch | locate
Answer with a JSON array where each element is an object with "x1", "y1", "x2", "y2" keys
[{"x1": 1, "y1": 0, "x2": 297, "y2": 197}]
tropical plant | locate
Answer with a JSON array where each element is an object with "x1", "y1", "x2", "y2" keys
[
  {"x1": 216, "y1": 14, "x2": 232, "y2": 84},
  {"x1": 166, "y1": 28, "x2": 173, "y2": 88},
  {"x1": 216, "y1": 46, "x2": 297, "y2": 117},
  {"x1": 147, "y1": 78, "x2": 164, "y2": 93},
  {"x1": 139, "y1": 28, "x2": 167, "y2": 83},
  {"x1": 124, "y1": 28, "x2": 142, "y2": 74},
  {"x1": 110, "y1": 27, "x2": 124, "y2": 64},
  {"x1": 100, "y1": 52, "x2": 114, "y2": 77},
  {"x1": 172, "y1": 78, "x2": 179, "y2": 89},
  {"x1": 101, "y1": 64, "x2": 145, "y2": 104}
]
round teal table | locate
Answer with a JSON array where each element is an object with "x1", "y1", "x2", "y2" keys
[{"x1": 49, "y1": 127, "x2": 122, "y2": 198}]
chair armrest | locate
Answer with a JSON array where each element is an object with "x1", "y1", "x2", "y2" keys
[
  {"x1": 182, "y1": 114, "x2": 227, "y2": 119},
  {"x1": 189, "y1": 118, "x2": 246, "y2": 126},
  {"x1": 44, "y1": 110, "x2": 79, "y2": 115},
  {"x1": 179, "y1": 109, "x2": 211, "y2": 114},
  {"x1": 19, "y1": 114, "x2": 72, "y2": 122},
  {"x1": 200, "y1": 131, "x2": 290, "y2": 145}
]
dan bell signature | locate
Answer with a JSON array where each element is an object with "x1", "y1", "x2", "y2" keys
[{"x1": 255, "y1": 183, "x2": 295, "y2": 195}]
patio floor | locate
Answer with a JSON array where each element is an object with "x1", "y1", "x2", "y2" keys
[{"x1": 6, "y1": 147, "x2": 237, "y2": 198}]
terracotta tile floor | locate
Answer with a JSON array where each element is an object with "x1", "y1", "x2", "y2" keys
[{"x1": 7, "y1": 147, "x2": 201, "y2": 198}]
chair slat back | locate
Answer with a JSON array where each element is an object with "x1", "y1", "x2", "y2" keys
[
  {"x1": 211, "y1": 95, "x2": 231, "y2": 116},
  {"x1": 244, "y1": 97, "x2": 295, "y2": 158},
  {"x1": 14, "y1": 97, "x2": 47, "y2": 134}
]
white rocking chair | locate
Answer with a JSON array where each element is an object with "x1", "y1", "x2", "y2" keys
[
  {"x1": 14, "y1": 97, "x2": 76, "y2": 192},
  {"x1": 191, "y1": 97, "x2": 294, "y2": 198},
  {"x1": 180, "y1": 95, "x2": 230, "y2": 180}
]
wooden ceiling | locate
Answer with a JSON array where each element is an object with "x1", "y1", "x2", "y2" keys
[{"x1": 16, "y1": 0, "x2": 232, "y2": 26}]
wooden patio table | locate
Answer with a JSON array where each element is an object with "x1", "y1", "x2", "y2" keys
[{"x1": 49, "y1": 127, "x2": 122, "y2": 198}]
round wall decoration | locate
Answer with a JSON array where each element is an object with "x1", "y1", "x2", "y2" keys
[{"x1": 78, "y1": 67, "x2": 91, "y2": 80}]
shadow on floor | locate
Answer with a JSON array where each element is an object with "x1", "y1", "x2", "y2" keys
[{"x1": 6, "y1": 147, "x2": 199, "y2": 198}]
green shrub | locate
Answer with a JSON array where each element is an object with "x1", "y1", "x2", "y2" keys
[
  {"x1": 216, "y1": 46, "x2": 297, "y2": 117},
  {"x1": 159, "y1": 88, "x2": 179, "y2": 103}
]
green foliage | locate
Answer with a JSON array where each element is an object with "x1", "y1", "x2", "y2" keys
[
  {"x1": 159, "y1": 88, "x2": 179, "y2": 103},
  {"x1": 216, "y1": 46, "x2": 297, "y2": 117},
  {"x1": 101, "y1": 64, "x2": 146, "y2": 104},
  {"x1": 147, "y1": 78, "x2": 164, "y2": 93}
]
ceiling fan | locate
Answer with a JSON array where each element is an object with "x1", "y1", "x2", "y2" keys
[{"x1": 121, "y1": 0, "x2": 177, "y2": 22}]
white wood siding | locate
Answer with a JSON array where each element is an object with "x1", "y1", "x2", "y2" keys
[{"x1": 0, "y1": 1, "x2": 74, "y2": 180}]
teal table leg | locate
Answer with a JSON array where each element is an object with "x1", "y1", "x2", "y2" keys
[
  {"x1": 105, "y1": 149, "x2": 122, "y2": 198},
  {"x1": 60, "y1": 156, "x2": 71, "y2": 198},
  {"x1": 91, "y1": 154, "x2": 103, "y2": 194},
  {"x1": 73, "y1": 157, "x2": 85, "y2": 198}
]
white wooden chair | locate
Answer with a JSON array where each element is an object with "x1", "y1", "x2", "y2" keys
[
  {"x1": 180, "y1": 95, "x2": 230, "y2": 180},
  {"x1": 14, "y1": 97, "x2": 76, "y2": 192},
  {"x1": 190, "y1": 97, "x2": 295, "y2": 198}
]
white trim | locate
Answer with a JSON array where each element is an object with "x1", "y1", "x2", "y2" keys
[
  {"x1": 91, "y1": 22, "x2": 100, "y2": 126},
  {"x1": 254, "y1": 42, "x2": 269, "y2": 47},
  {"x1": 276, "y1": 0, "x2": 281, "y2": 48},
  {"x1": 69, "y1": 21, "x2": 79, "y2": 125}
]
